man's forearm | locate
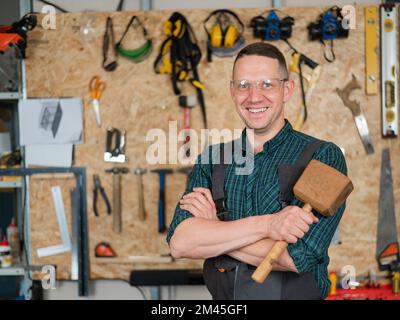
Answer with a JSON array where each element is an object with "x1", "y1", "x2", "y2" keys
[
  {"x1": 227, "y1": 239, "x2": 298, "y2": 272},
  {"x1": 169, "y1": 215, "x2": 270, "y2": 259}
]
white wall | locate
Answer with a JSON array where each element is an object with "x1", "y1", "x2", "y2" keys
[
  {"x1": 43, "y1": 280, "x2": 211, "y2": 300},
  {"x1": 33, "y1": 0, "x2": 380, "y2": 12}
]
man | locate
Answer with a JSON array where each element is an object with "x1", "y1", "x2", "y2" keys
[{"x1": 166, "y1": 42, "x2": 347, "y2": 300}]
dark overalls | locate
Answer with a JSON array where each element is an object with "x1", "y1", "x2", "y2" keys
[{"x1": 203, "y1": 140, "x2": 324, "y2": 300}]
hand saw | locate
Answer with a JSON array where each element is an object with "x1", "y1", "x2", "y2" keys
[{"x1": 376, "y1": 149, "x2": 399, "y2": 271}]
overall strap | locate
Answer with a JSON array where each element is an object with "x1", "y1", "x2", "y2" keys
[
  {"x1": 211, "y1": 143, "x2": 233, "y2": 221},
  {"x1": 278, "y1": 139, "x2": 324, "y2": 208}
]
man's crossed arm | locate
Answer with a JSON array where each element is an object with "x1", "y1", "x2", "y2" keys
[{"x1": 169, "y1": 187, "x2": 318, "y2": 272}]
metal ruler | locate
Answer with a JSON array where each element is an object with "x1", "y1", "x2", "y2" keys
[
  {"x1": 365, "y1": 6, "x2": 378, "y2": 95},
  {"x1": 37, "y1": 186, "x2": 72, "y2": 257},
  {"x1": 380, "y1": 4, "x2": 398, "y2": 137},
  {"x1": 70, "y1": 188, "x2": 79, "y2": 281}
]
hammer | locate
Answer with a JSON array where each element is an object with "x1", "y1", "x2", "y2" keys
[
  {"x1": 133, "y1": 167, "x2": 147, "y2": 221},
  {"x1": 105, "y1": 167, "x2": 129, "y2": 233},
  {"x1": 152, "y1": 169, "x2": 173, "y2": 233},
  {"x1": 179, "y1": 95, "x2": 196, "y2": 157},
  {"x1": 251, "y1": 159, "x2": 354, "y2": 283}
]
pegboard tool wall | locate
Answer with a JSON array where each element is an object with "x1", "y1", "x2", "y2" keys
[{"x1": 25, "y1": 6, "x2": 400, "y2": 280}]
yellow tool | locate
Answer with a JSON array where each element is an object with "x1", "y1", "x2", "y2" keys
[
  {"x1": 289, "y1": 52, "x2": 321, "y2": 131},
  {"x1": 365, "y1": 6, "x2": 378, "y2": 95},
  {"x1": 329, "y1": 271, "x2": 337, "y2": 296},
  {"x1": 393, "y1": 272, "x2": 400, "y2": 294},
  {"x1": 89, "y1": 75, "x2": 106, "y2": 127}
]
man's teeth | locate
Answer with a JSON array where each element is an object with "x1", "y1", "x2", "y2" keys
[{"x1": 248, "y1": 107, "x2": 267, "y2": 113}]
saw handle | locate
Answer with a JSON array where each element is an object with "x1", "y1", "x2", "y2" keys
[{"x1": 251, "y1": 203, "x2": 313, "y2": 283}]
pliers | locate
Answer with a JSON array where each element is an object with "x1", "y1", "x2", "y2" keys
[{"x1": 93, "y1": 174, "x2": 111, "y2": 217}]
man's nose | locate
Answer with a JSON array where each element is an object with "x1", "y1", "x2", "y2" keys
[{"x1": 248, "y1": 85, "x2": 263, "y2": 102}]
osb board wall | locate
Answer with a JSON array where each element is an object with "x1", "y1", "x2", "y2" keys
[{"x1": 25, "y1": 5, "x2": 400, "y2": 281}]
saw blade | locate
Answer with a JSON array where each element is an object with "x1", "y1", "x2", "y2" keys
[{"x1": 376, "y1": 148, "x2": 399, "y2": 270}]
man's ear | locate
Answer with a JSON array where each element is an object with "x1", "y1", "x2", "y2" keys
[{"x1": 283, "y1": 77, "x2": 295, "y2": 103}]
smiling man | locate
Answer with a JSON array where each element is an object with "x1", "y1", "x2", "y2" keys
[{"x1": 167, "y1": 42, "x2": 347, "y2": 300}]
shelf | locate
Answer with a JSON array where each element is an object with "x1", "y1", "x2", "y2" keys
[
  {"x1": 95, "y1": 256, "x2": 173, "y2": 264},
  {"x1": 0, "y1": 180, "x2": 22, "y2": 188},
  {"x1": 0, "y1": 92, "x2": 19, "y2": 100},
  {"x1": 0, "y1": 264, "x2": 25, "y2": 276}
]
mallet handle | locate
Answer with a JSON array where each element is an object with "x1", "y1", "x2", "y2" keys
[{"x1": 251, "y1": 203, "x2": 312, "y2": 283}]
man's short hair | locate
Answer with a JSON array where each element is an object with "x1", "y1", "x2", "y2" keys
[{"x1": 233, "y1": 42, "x2": 288, "y2": 79}]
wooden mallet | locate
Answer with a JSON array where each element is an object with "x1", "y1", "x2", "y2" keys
[{"x1": 251, "y1": 159, "x2": 354, "y2": 283}]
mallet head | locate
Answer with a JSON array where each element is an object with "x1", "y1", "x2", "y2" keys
[{"x1": 293, "y1": 159, "x2": 353, "y2": 216}]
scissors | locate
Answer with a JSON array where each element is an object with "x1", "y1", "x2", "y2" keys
[{"x1": 89, "y1": 76, "x2": 106, "y2": 126}]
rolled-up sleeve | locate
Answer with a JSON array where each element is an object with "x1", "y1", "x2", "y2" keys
[
  {"x1": 166, "y1": 153, "x2": 212, "y2": 245},
  {"x1": 287, "y1": 142, "x2": 348, "y2": 273}
]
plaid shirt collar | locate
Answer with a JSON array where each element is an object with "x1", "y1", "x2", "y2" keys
[{"x1": 240, "y1": 119, "x2": 293, "y2": 155}]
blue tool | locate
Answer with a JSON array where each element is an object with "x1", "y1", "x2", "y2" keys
[{"x1": 152, "y1": 169, "x2": 173, "y2": 233}]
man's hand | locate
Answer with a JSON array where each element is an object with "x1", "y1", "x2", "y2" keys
[
  {"x1": 266, "y1": 206, "x2": 319, "y2": 244},
  {"x1": 179, "y1": 187, "x2": 218, "y2": 220},
  {"x1": 179, "y1": 189, "x2": 318, "y2": 244}
]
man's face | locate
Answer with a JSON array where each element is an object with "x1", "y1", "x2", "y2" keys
[{"x1": 230, "y1": 55, "x2": 294, "y2": 134}]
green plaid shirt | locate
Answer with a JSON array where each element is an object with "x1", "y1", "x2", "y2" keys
[{"x1": 167, "y1": 120, "x2": 347, "y2": 299}]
